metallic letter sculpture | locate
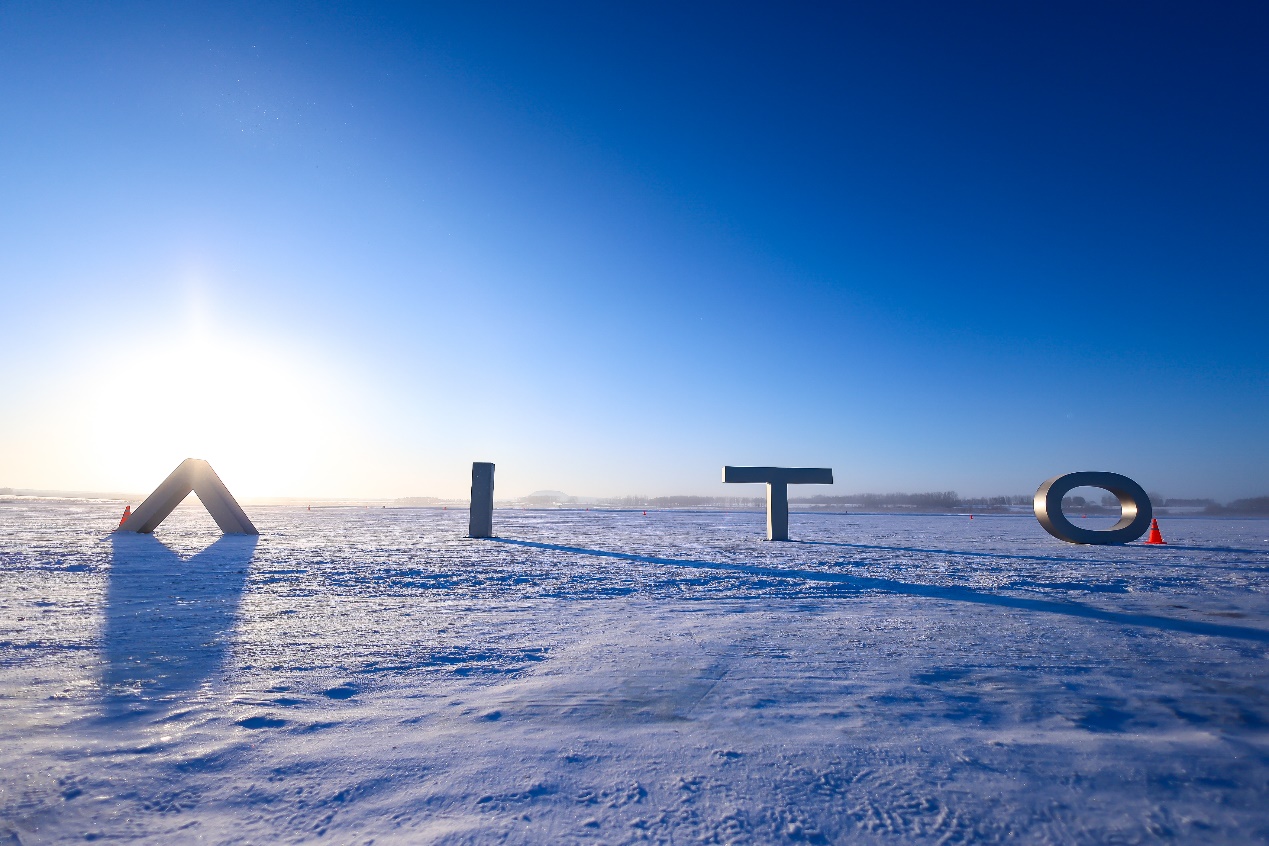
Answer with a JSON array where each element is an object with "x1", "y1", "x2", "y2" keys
[
  {"x1": 723, "y1": 466, "x2": 833, "y2": 541},
  {"x1": 116, "y1": 458, "x2": 258, "y2": 535},
  {"x1": 469, "y1": 462, "x2": 495, "y2": 538},
  {"x1": 1034, "y1": 471, "x2": 1152, "y2": 545}
]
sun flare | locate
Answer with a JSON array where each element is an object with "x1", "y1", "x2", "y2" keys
[{"x1": 74, "y1": 328, "x2": 348, "y2": 498}]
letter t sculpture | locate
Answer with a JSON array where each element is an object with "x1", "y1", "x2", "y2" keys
[{"x1": 723, "y1": 466, "x2": 833, "y2": 541}]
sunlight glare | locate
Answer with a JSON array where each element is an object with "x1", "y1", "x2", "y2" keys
[{"x1": 79, "y1": 327, "x2": 349, "y2": 497}]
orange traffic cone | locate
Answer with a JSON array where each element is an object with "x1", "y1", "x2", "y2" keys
[
  {"x1": 1144, "y1": 518, "x2": 1166, "y2": 545},
  {"x1": 118, "y1": 505, "x2": 132, "y2": 528}
]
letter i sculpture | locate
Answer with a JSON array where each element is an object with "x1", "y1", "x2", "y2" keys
[{"x1": 469, "y1": 462, "x2": 494, "y2": 538}]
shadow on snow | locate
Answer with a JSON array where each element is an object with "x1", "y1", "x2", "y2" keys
[
  {"x1": 488, "y1": 538, "x2": 1269, "y2": 643},
  {"x1": 101, "y1": 533, "x2": 257, "y2": 718},
  {"x1": 801, "y1": 539, "x2": 1269, "y2": 569}
]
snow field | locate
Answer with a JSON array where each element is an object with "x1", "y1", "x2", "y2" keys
[{"x1": 2, "y1": 499, "x2": 1268, "y2": 843}]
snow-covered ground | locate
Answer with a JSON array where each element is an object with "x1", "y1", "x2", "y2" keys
[{"x1": 2, "y1": 499, "x2": 1268, "y2": 844}]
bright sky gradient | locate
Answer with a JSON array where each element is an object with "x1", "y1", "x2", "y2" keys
[{"x1": 2, "y1": 3, "x2": 1266, "y2": 500}]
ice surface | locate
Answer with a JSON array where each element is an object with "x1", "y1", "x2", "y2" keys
[{"x1": 2, "y1": 500, "x2": 1268, "y2": 844}]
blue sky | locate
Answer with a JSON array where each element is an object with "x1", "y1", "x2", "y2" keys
[{"x1": 1, "y1": 2, "x2": 1266, "y2": 500}]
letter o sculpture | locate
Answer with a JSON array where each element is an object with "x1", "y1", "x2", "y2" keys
[{"x1": 1034, "y1": 471, "x2": 1152, "y2": 545}]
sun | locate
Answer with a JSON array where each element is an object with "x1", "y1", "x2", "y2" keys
[{"x1": 78, "y1": 326, "x2": 348, "y2": 498}]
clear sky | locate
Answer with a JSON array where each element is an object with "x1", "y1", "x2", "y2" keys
[{"x1": 1, "y1": 2, "x2": 1266, "y2": 501}]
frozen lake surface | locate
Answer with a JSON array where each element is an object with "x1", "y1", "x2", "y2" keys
[{"x1": 2, "y1": 500, "x2": 1268, "y2": 844}]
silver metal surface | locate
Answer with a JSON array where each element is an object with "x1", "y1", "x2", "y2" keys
[
  {"x1": 1034, "y1": 471, "x2": 1152, "y2": 545},
  {"x1": 723, "y1": 466, "x2": 834, "y2": 541}
]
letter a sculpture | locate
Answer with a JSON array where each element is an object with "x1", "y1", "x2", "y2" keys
[
  {"x1": 116, "y1": 458, "x2": 258, "y2": 535},
  {"x1": 723, "y1": 466, "x2": 833, "y2": 541}
]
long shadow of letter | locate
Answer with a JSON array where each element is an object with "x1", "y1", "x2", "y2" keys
[
  {"x1": 800, "y1": 538, "x2": 1268, "y2": 567},
  {"x1": 101, "y1": 533, "x2": 257, "y2": 719},
  {"x1": 489, "y1": 538, "x2": 1269, "y2": 643}
]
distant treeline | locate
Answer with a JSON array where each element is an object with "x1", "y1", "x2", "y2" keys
[
  {"x1": 791, "y1": 492, "x2": 1029, "y2": 511},
  {"x1": 382, "y1": 492, "x2": 1269, "y2": 515},
  {"x1": 790, "y1": 492, "x2": 1269, "y2": 515},
  {"x1": 607, "y1": 495, "x2": 765, "y2": 509},
  {"x1": 0, "y1": 486, "x2": 139, "y2": 500},
  {"x1": 6, "y1": 486, "x2": 1265, "y2": 515},
  {"x1": 1205, "y1": 496, "x2": 1269, "y2": 516}
]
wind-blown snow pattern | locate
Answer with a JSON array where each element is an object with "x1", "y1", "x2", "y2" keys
[{"x1": 2, "y1": 500, "x2": 1268, "y2": 844}]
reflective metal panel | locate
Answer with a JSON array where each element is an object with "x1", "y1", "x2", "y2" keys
[{"x1": 1034, "y1": 471, "x2": 1152, "y2": 545}]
